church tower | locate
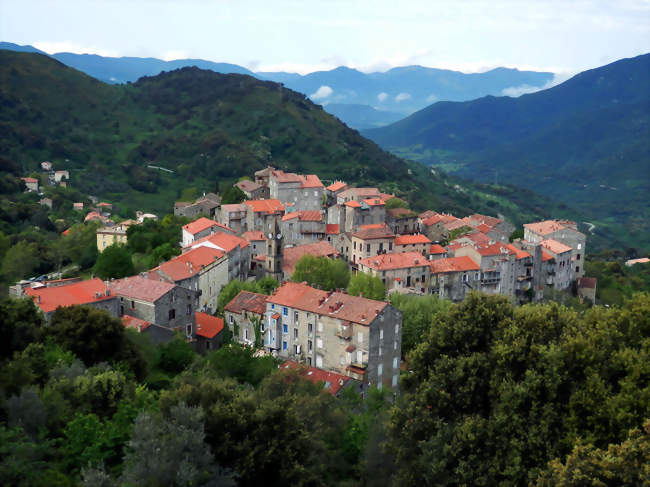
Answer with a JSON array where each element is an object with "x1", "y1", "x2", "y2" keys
[{"x1": 265, "y1": 218, "x2": 283, "y2": 280}]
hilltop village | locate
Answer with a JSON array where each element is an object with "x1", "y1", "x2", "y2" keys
[{"x1": 13, "y1": 165, "x2": 592, "y2": 392}]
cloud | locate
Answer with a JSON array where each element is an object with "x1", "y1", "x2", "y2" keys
[
  {"x1": 501, "y1": 72, "x2": 574, "y2": 97},
  {"x1": 161, "y1": 50, "x2": 190, "y2": 61},
  {"x1": 426, "y1": 94, "x2": 438, "y2": 103},
  {"x1": 395, "y1": 92, "x2": 412, "y2": 102},
  {"x1": 377, "y1": 92, "x2": 389, "y2": 102},
  {"x1": 310, "y1": 85, "x2": 334, "y2": 100},
  {"x1": 32, "y1": 40, "x2": 119, "y2": 57}
]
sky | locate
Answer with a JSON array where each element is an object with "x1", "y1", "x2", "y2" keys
[{"x1": 1, "y1": 0, "x2": 649, "y2": 75}]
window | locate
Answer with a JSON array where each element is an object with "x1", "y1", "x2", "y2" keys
[
  {"x1": 186, "y1": 324, "x2": 192, "y2": 336},
  {"x1": 357, "y1": 332, "x2": 363, "y2": 344},
  {"x1": 576, "y1": 266, "x2": 580, "y2": 273},
  {"x1": 206, "y1": 341, "x2": 211, "y2": 350},
  {"x1": 392, "y1": 374, "x2": 398, "y2": 388},
  {"x1": 393, "y1": 357, "x2": 398, "y2": 369},
  {"x1": 353, "y1": 241, "x2": 357, "y2": 250},
  {"x1": 244, "y1": 329, "x2": 249, "y2": 340},
  {"x1": 283, "y1": 324, "x2": 288, "y2": 334},
  {"x1": 356, "y1": 350, "x2": 363, "y2": 363},
  {"x1": 577, "y1": 254, "x2": 581, "y2": 260},
  {"x1": 283, "y1": 341, "x2": 287, "y2": 350},
  {"x1": 131, "y1": 300, "x2": 135, "y2": 309},
  {"x1": 229, "y1": 315, "x2": 233, "y2": 323},
  {"x1": 294, "y1": 311, "x2": 299, "y2": 322},
  {"x1": 394, "y1": 341, "x2": 397, "y2": 350},
  {"x1": 395, "y1": 324, "x2": 399, "y2": 334},
  {"x1": 308, "y1": 323, "x2": 313, "y2": 335},
  {"x1": 186, "y1": 304, "x2": 191, "y2": 315},
  {"x1": 379, "y1": 329, "x2": 384, "y2": 340},
  {"x1": 294, "y1": 345, "x2": 299, "y2": 355},
  {"x1": 379, "y1": 243, "x2": 383, "y2": 252},
  {"x1": 366, "y1": 243, "x2": 370, "y2": 253},
  {"x1": 308, "y1": 340, "x2": 313, "y2": 352},
  {"x1": 389, "y1": 242, "x2": 393, "y2": 251},
  {"x1": 379, "y1": 346, "x2": 382, "y2": 356},
  {"x1": 293, "y1": 328, "x2": 298, "y2": 339},
  {"x1": 378, "y1": 364, "x2": 383, "y2": 376},
  {"x1": 169, "y1": 309, "x2": 176, "y2": 320},
  {"x1": 283, "y1": 307, "x2": 288, "y2": 316},
  {"x1": 316, "y1": 338, "x2": 323, "y2": 349},
  {"x1": 577, "y1": 243, "x2": 582, "y2": 250},
  {"x1": 271, "y1": 304, "x2": 275, "y2": 309}
]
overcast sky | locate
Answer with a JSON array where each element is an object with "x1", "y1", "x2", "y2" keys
[{"x1": 1, "y1": 0, "x2": 649, "y2": 75}]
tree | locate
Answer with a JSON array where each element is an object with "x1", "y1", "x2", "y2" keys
[
  {"x1": 0, "y1": 297, "x2": 44, "y2": 360},
  {"x1": 207, "y1": 343, "x2": 277, "y2": 386},
  {"x1": 157, "y1": 335, "x2": 195, "y2": 374},
  {"x1": 216, "y1": 278, "x2": 278, "y2": 315},
  {"x1": 291, "y1": 255, "x2": 350, "y2": 290},
  {"x1": 92, "y1": 244, "x2": 134, "y2": 279},
  {"x1": 384, "y1": 197, "x2": 408, "y2": 210},
  {"x1": 348, "y1": 273, "x2": 386, "y2": 300},
  {"x1": 220, "y1": 185, "x2": 247, "y2": 205},
  {"x1": 147, "y1": 242, "x2": 179, "y2": 269},
  {"x1": 1, "y1": 241, "x2": 40, "y2": 282}
]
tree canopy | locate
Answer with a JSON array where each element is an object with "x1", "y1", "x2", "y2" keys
[
  {"x1": 348, "y1": 273, "x2": 386, "y2": 301},
  {"x1": 291, "y1": 255, "x2": 350, "y2": 290},
  {"x1": 92, "y1": 244, "x2": 135, "y2": 279}
]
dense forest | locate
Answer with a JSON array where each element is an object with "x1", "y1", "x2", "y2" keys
[{"x1": 1, "y1": 292, "x2": 647, "y2": 486}]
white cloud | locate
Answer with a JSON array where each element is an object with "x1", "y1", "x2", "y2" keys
[
  {"x1": 501, "y1": 72, "x2": 574, "y2": 97},
  {"x1": 426, "y1": 94, "x2": 438, "y2": 103},
  {"x1": 377, "y1": 92, "x2": 389, "y2": 102},
  {"x1": 395, "y1": 92, "x2": 412, "y2": 102},
  {"x1": 310, "y1": 85, "x2": 334, "y2": 100},
  {"x1": 32, "y1": 40, "x2": 119, "y2": 57},
  {"x1": 161, "y1": 50, "x2": 190, "y2": 61}
]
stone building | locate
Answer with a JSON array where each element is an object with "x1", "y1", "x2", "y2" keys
[
  {"x1": 577, "y1": 277, "x2": 597, "y2": 304},
  {"x1": 96, "y1": 225, "x2": 128, "y2": 252},
  {"x1": 349, "y1": 224, "x2": 396, "y2": 269},
  {"x1": 224, "y1": 290, "x2": 268, "y2": 346},
  {"x1": 280, "y1": 210, "x2": 326, "y2": 245},
  {"x1": 341, "y1": 198, "x2": 387, "y2": 232},
  {"x1": 524, "y1": 220, "x2": 586, "y2": 279},
  {"x1": 218, "y1": 203, "x2": 247, "y2": 235},
  {"x1": 195, "y1": 312, "x2": 225, "y2": 353},
  {"x1": 188, "y1": 232, "x2": 251, "y2": 283},
  {"x1": 428, "y1": 257, "x2": 481, "y2": 301},
  {"x1": 269, "y1": 170, "x2": 324, "y2": 212},
  {"x1": 325, "y1": 181, "x2": 348, "y2": 206},
  {"x1": 419, "y1": 212, "x2": 460, "y2": 242},
  {"x1": 236, "y1": 179, "x2": 268, "y2": 200},
  {"x1": 25, "y1": 278, "x2": 119, "y2": 323},
  {"x1": 181, "y1": 217, "x2": 234, "y2": 248},
  {"x1": 454, "y1": 242, "x2": 517, "y2": 296},
  {"x1": 21, "y1": 177, "x2": 39, "y2": 192},
  {"x1": 393, "y1": 234, "x2": 431, "y2": 256},
  {"x1": 173, "y1": 194, "x2": 221, "y2": 219},
  {"x1": 358, "y1": 251, "x2": 431, "y2": 294},
  {"x1": 539, "y1": 239, "x2": 574, "y2": 290},
  {"x1": 244, "y1": 199, "x2": 285, "y2": 233},
  {"x1": 386, "y1": 207, "x2": 420, "y2": 235},
  {"x1": 265, "y1": 282, "x2": 403, "y2": 390}
]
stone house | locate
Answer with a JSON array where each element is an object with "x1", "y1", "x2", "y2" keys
[
  {"x1": 195, "y1": 312, "x2": 225, "y2": 353},
  {"x1": 25, "y1": 278, "x2": 120, "y2": 323},
  {"x1": 254, "y1": 166, "x2": 275, "y2": 186},
  {"x1": 39, "y1": 198, "x2": 53, "y2": 209},
  {"x1": 110, "y1": 275, "x2": 198, "y2": 338},
  {"x1": 428, "y1": 257, "x2": 481, "y2": 301},
  {"x1": 241, "y1": 230, "x2": 266, "y2": 258},
  {"x1": 174, "y1": 193, "x2": 221, "y2": 219},
  {"x1": 394, "y1": 234, "x2": 431, "y2": 256},
  {"x1": 269, "y1": 170, "x2": 324, "y2": 212},
  {"x1": 577, "y1": 277, "x2": 597, "y2": 304},
  {"x1": 427, "y1": 244, "x2": 448, "y2": 260},
  {"x1": 265, "y1": 282, "x2": 403, "y2": 390},
  {"x1": 224, "y1": 290, "x2": 268, "y2": 347},
  {"x1": 419, "y1": 212, "x2": 460, "y2": 242},
  {"x1": 336, "y1": 187, "x2": 387, "y2": 205},
  {"x1": 343, "y1": 199, "x2": 387, "y2": 232},
  {"x1": 326, "y1": 224, "x2": 340, "y2": 245},
  {"x1": 280, "y1": 210, "x2": 326, "y2": 246},
  {"x1": 218, "y1": 203, "x2": 247, "y2": 235},
  {"x1": 181, "y1": 217, "x2": 235, "y2": 248},
  {"x1": 386, "y1": 208, "x2": 420, "y2": 235},
  {"x1": 21, "y1": 177, "x2": 39, "y2": 192},
  {"x1": 96, "y1": 225, "x2": 128, "y2": 252},
  {"x1": 187, "y1": 232, "x2": 251, "y2": 283},
  {"x1": 524, "y1": 220, "x2": 586, "y2": 279},
  {"x1": 325, "y1": 181, "x2": 348, "y2": 206},
  {"x1": 243, "y1": 199, "x2": 285, "y2": 233},
  {"x1": 54, "y1": 170, "x2": 69, "y2": 183},
  {"x1": 539, "y1": 239, "x2": 574, "y2": 290},
  {"x1": 147, "y1": 246, "x2": 229, "y2": 314},
  {"x1": 358, "y1": 251, "x2": 431, "y2": 294},
  {"x1": 454, "y1": 242, "x2": 517, "y2": 296},
  {"x1": 236, "y1": 179, "x2": 268, "y2": 200},
  {"x1": 467, "y1": 214, "x2": 515, "y2": 243},
  {"x1": 349, "y1": 224, "x2": 396, "y2": 268}
]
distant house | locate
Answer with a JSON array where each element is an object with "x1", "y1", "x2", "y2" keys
[
  {"x1": 244, "y1": 199, "x2": 285, "y2": 233},
  {"x1": 174, "y1": 193, "x2": 221, "y2": 218},
  {"x1": 195, "y1": 312, "x2": 225, "y2": 352},
  {"x1": 428, "y1": 244, "x2": 448, "y2": 260},
  {"x1": 349, "y1": 224, "x2": 395, "y2": 268},
  {"x1": 524, "y1": 220, "x2": 586, "y2": 279},
  {"x1": 386, "y1": 207, "x2": 419, "y2": 235},
  {"x1": 25, "y1": 278, "x2": 119, "y2": 323},
  {"x1": 236, "y1": 179, "x2": 267, "y2": 200},
  {"x1": 96, "y1": 225, "x2": 128, "y2": 251},
  {"x1": 39, "y1": 198, "x2": 53, "y2": 209},
  {"x1": 181, "y1": 217, "x2": 235, "y2": 247},
  {"x1": 21, "y1": 177, "x2": 39, "y2": 192},
  {"x1": 41, "y1": 161, "x2": 53, "y2": 171},
  {"x1": 136, "y1": 211, "x2": 158, "y2": 223},
  {"x1": 97, "y1": 202, "x2": 113, "y2": 212},
  {"x1": 85, "y1": 211, "x2": 113, "y2": 225},
  {"x1": 539, "y1": 239, "x2": 574, "y2": 290},
  {"x1": 73, "y1": 202, "x2": 84, "y2": 211},
  {"x1": 280, "y1": 210, "x2": 326, "y2": 245},
  {"x1": 269, "y1": 170, "x2": 324, "y2": 212},
  {"x1": 394, "y1": 234, "x2": 431, "y2": 256},
  {"x1": 218, "y1": 203, "x2": 248, "y2": 234},
  {"x1": 577, "y1": 277, "x2": 597, "y2": 304},
  {"x1": 325, "y1": 181, "x2": 348, "y2": 206},
  {"x1": 187, "y1": 232, "x2": 251, "y2": 282},
  {"x1": 429, "y1": 256, "x2": 481, "y2": 301},
  {"x1": 358, "y1": 251, "x2": 430, "y2": 294},
  {"x1": 224, "y1": 290, "x2": 268, "y2": 347}
]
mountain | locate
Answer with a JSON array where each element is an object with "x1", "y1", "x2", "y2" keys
[
  {"x1": 364, "y1": 54, "x2": 650, "y2": 248},
  {"x1": 1, "y1": 49, "x2": 589, "y2": 245},
  {"x1": 0, "y1": 41, "x2": 47, "y2": 55},
  {"x1": 324, "y1": 104, "x2": 404, "y2": 129},
  {"x1": 0, "y1": 43, "x2": 554, "y2": 129}
]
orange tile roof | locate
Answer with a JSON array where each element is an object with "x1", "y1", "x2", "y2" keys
[
  {"x1": 421, "y1": 213, "x2": 459, "y2": 227},
  {"x1": 524, "y1": 220, "x2": 577, "y2": 236},
  {"x1": 472, "y1": 242, "x2": 516, "y2": 257},
  {"x1": 352, "y1": 224, "x2": 395, "y2": 240},
  {"x1": 183, "y1": 217, "x2": 233, "y2": 235},
  {"x1": 236, "y1": 180, "x2": 263, "y2": 192},
  {"x1": 362, "y1": 198, "x2": 385, "y2": 206},
  {"x1": 253, "y1": 254, "x2": 266, "y2": 262},
  {"x1": 26, "y1": 278, "x2": 115, "y2": 313},
  {"x1": 540, "y1": 239, "x2": 572, "y2": 255},
  {"x1": 153, "y1": 246, "x2": 225, "y2": 282},
  {"x1": 359, "y1": 251, "x2": 429, "y2": 271},
  {"x1": 272, "y1": 170, "x2": 323, "y2": 188},
  {"x1": 542, "y1": 250, "x2": 554, "y2": 262},
  {"x1": 220, "y1": 203, "x2": 247, "y2": 213},
  {"x1": 470, "y1": 213, "x2": 502, "y2": 227},
  {"x1": 21, "y1": 177, "x2": 38, "y2": 183},
  {"x1": 344, "y1": 200, "x2": 362, "y2": 208},
  {"x1": 242, "y1": 231, "x2": 265, "y2": 241},
  {"x1": 429, "y1": 256, "x2": 480, "y2": 273},
  {"x1": 300, "y1": 174, "x2": 324, "y2": 188},
  {"x1": 189, "y1": 232, "x2": 249, "y2": 252},
  {"x1": 338, "y1": 187, "x2": 381, "y2": 200},
  {"x1": 281, "y1": 361, "x2": 352, "y2": 395},
  {"x1": 268, "y1": 282, "x2": 388, "y2": 326},
  {"x1": 429, "y1": 244, "x2": 447, "y2": 254},
  {"x1": 476, "y1": 223, "x2": 492, "y2": 234},
  {"x1": 326, "y1": 181, "x2": 347, "y2": 192},
  {"x1": 445, "y1": 218, "x2": 471, "y2": 231},
  {"x1": 224, "y1": 290, "x2": 268, "y2": 315},
  {"x1": 244, "y1": 199, "x2": 285, "y2": 214},
  {"x1": 281, "y1": 210, "x2": 323, "y2": 222},
  {"x1": 504, "y1": 244, "x2": 532, "y2": 260},
  {"x1": 326, "y1": 224, "x2": 340, "y2": 235},
  {"x1": 283, "y1": 241, "x2": 339, "y2": 275},
  {"x1": 394, "y1": 234, "x2": 431, "y2": 246},
  {"x1": 122, "y1": 315, "x2": 151, "y2": 331},
  {"x1": 110, "y1": 275, "x2": 176, "y2": 303},
  {"x1": 195, "y1": 312, "x2": 224, "y2": 338}
]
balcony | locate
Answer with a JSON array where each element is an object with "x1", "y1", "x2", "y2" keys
[
  {"x1": 349, "y1": 362, "x2": 367, "y2": 370},
  {"x1": 335, "y1": 327, "x2": 352, "y2": 340}
]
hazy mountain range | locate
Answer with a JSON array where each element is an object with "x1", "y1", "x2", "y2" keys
[{"x1": 0, "y1": 42, "x2": 554, "y2": 129}]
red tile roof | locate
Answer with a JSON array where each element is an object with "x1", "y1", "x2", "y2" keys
[
  {"x1": 152, "y1": 246, "x2": 225, "y2": 282},
  {"x1": 325, "y1": 224, "x2": 339, "y2": 235},
  {"x1": 473, "y1": 242, "x2": 516, "y2": 257},
  {"x1": 189, "y1": 232, "x2": 249, "y2": 252},
  {"x1": 344, "y1": 200, "x2": 362, "y2": 208},
  {"x1": 183, "y1": 217, "x2": 233, "y2": 235},
  {"x1": 338, "y1": 187, "x2": 380, "y2": 200},
  {"x1": 272, "y1": 170, "x2": 323, "y2": 188},
  {"x1": 110, "y1": 275, "x2": 176, "y2": 303},
  {"x1": 394, "y1": 234, "x2": 431, "y2": 245},
  {"x1": 220, "y1": 203, "x2": 247, "y2": 213},
  {"x1": 244, "y1": 199, "x2": 285, "y2": 214},
  {"x1": 524, "y1": 220, "x2": 577, "y2": 236},
  {"x1": 84, "y1": 211, "x2": 108, "y2": 223},
  {"x1": 504, "y1": 244, "x2": 532, "y2": 260},
  {"x1": 283, "y1": 241, "x2": 339, "y2": 275},
  {"x1": 236, "y1": 180, "x2": 263, "y2": 192},
  {"x1": 21, "y1": 177, "x2": 38, "y2": 183},
  {"x1": 268, "y1": 282, "x2": 388, "y2": 325},
  {"x1": 242, "y1": 231, "x2": 266, "y2": 241},
  {"x1": 540, "y1": 239, "x2": 572, "y2": 255},
  {"x1": 470, "y1": 213, "x2": 502, "y2": 228},
  {"x1": 122, "y1": 315, "x2": 151, "y2": 331},
  {"x1": 542, "y1": 250, "x2": 554, "y2": 262},
  {"x1": 387, "y1": 208, "x2": 415, "y2": 217},
  {"x1": 352, "y1": 224, "x2": 395, "y2": 240},
  {"x1": 362, "y1": 198, "x2": 385, "y2": 206},
  {"x1": 476, "y1": 223, "x2": 492, "y2": 234},
  {"x1": 300, "y1": 174, "x2": 324, "y2": 188},
  {"x1": 281, "y1": 210, "x2": 323, "y2": 222},
  {"x1": 421, "y1": 213, "x2": 459, "y2": 227},
  {"x1": 26, "y1": 278, "x2": 114, "y2": 313},
  {"x1": 195, "y1": 312, "x2": 224, "y2": 338},
  {"x1": 224, "y1": 290, "x2": 268, "y2": 315},
  {"x1": 281, "y1": 361, "x2": 352, "y2": 395},
  {"x1": 326, "y1": 181, "x2": 347, "y2": 192},
  {"x1": 577, "y1": 277, "x2": 597, "y2": 289},
  {"x1": 429, "y1": 244, "x2": 448, "y2": 254},
  {"x1": 359, "y1": 251, "x2": 429, "y2": 271},
  {"x1": 429, "y1": 256, "x2": 480, "y2": 274},
  {"x1": 445, "y1": 218, "x2": 471, "y2": 231}
]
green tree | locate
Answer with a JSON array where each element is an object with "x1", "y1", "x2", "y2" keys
[
  {"x1": 0, "y1": 297, "x2": 44, "y2": 360},
  {"x1": 92, "y1": 244, "x2": 134, "y2": 279},
  {"x1": 156, "y1": 335, "x2": 195, "y2": 374},
  {"x1": 348, "y1": 273, "x2": 386, "y2": 300},
  {"x1": 207, "y1": 343, "x2": 277, "y2": 386},
  {"x1": 147, "y1": 242, "x2": 179, "y2": 269},
  {"x1": 1, "y1": 240, "x2": 40, "y2": 282},
  {"x1": 291, "y1": 255, "x2": 350, "y2": 290},
  {"x1": 220, "y1": 185, "x2": 247, "y2": 205},
  {"x1": 384, "y1": 197, "x2": 408, "y2": 209}
]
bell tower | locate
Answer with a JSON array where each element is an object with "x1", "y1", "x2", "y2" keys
[{"x1": 265, "y1": 218, "x2": 283, "y2": 280}]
